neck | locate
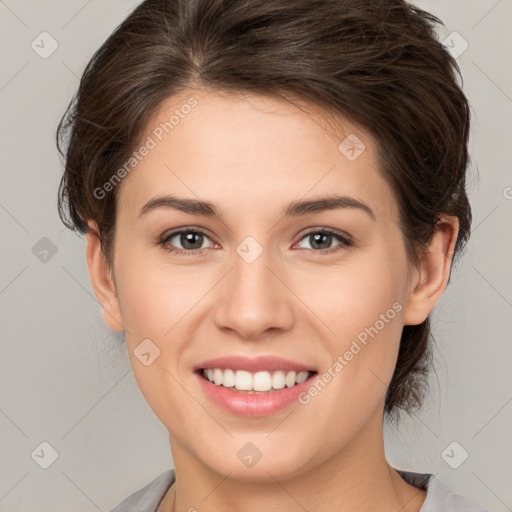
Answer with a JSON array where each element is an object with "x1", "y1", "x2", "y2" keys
[{"x1": 163, "y1": 411, "x2": 426, "y2": 512}]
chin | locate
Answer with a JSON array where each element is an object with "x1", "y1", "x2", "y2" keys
[{"x1": 195, "y1": 438, "x2": 319, "y2": 483}]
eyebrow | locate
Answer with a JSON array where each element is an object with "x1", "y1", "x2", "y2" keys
[{"x1": 138, "y1": 194, "x2": 375, "y2": 221}]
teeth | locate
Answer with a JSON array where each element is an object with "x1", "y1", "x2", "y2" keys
[
  {"x1": 213, "y1": 368, "x2": 223, "y2": 385},
  {"x1": 285, "y1": 371, "x2": 296, "y2": 388},
  {"x1": 253, "y1": 371, "x2": 272, "y2": 391},
  {"x1": 201, "y1": 368, "x2": 312, "y2": 391},
  {"x1": 296, "y1": 371, "x2": 308, "y2": 384},
  {"x1": 272, "y1": 371, "x2": 286, "y2": 389},
  {"x1": 235, "y1": 370, "x2": 253, "y2": 390},
  {"x1": 223, "y1": 368, "x2": 236, "y2": 388}
]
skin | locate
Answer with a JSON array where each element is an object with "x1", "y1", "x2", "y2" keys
[{"x1": 86, "y1": 88, "x2": 458, "y2": 512}]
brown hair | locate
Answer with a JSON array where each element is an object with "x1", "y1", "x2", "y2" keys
[{"x1": 56, "y1": 0, "x2": 472, "y2": 422}]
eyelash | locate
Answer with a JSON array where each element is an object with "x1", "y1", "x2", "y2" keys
[{"x1": 157, "y1": 227, "x2": 353, "y2": 256}]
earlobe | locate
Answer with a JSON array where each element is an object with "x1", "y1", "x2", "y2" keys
[
  {"x1": 85, "y1": 221, "x2": 124, "y2": 332},
  {"x1": 402, "y1": 216, "x2": 459, "y2": 326}
]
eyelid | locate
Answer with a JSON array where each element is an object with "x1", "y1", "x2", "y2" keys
[
  {"x1": 158, "y1": 226, "x2": 353, "y2": 254},
  {"x1": 292, "y1": 227, "x2": 353, "y2": 254},
  {"x1": 159, "y1": 227, "x2": 217, "y2": 251},
  {"x1": 295, "y1": 227, "x2": 352, "y2": 244}
]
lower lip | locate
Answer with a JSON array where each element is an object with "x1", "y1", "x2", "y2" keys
[{"x1": 195, "y1": 372, "x2": 317, "y2": 417}]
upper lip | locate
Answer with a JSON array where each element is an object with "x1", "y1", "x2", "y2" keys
[{"x1": 194, "y1": 355, "x2": 316, "y2": 373}]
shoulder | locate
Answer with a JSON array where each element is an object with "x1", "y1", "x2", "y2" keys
[
  {"x1": 108, "y1": 467, "x2": 491, "y2": 512},
  {"x1": 396, "y1": 469, "x2": 490, "y2": 512},
  {"x1": 108, "y1": 469, "x2": 175, "y2": 512}
]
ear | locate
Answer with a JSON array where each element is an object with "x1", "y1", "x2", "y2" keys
[
  {"x1": 402, "y1": 215, "x2": 459, "y2": 326},
  {"x1": 85, "y1": 221, "x2": 124, "y2": 332}
]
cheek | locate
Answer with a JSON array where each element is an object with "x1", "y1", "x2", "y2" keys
[
  {"x1": 302, "y1": 245, "x2": 407, "y2": 403},
  {"x1": 115, "y1": 261, "x2": 195, "y2": 424},
  {"x1": 113, "y1": 252, "x2": 200, "y2": 394},
  {"x1": 304, "y1": 250, "x2": 406, "y2": 344},
  {"x1": 114, "y1": 249, "x2": 193, "y2": 338}
]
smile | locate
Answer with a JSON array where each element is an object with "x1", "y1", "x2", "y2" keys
[
  {"x1": 200, "y1": 368, "x2": 315, "y2": 393},
  {"x1": 193, "y1": 355, "x2": 319, "y2": 415}
]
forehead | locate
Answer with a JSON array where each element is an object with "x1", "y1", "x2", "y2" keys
[{"x1": 116, "y1": 88, "x2": 398, "y2": 224}]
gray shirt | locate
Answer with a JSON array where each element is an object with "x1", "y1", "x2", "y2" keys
[{"x1": 109, "y1": 468, "x2": 489, "y2": 511}]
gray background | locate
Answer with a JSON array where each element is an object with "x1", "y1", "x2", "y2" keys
[{"x1": 1, "y1": 1, "x2": 511, "y2": 511}]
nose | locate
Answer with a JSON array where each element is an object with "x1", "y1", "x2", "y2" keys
[{"x1": 213, "y1": 247, "x2": 295, "y2": 340}]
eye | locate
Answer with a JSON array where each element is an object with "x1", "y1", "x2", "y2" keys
[
  {"x1": 294, "y1": 228, "x2": 352, "y2": 253},
  {"x1": 158, "y1": 227, "x2": 352, "y2": 255},
  {"x1": 159, "y1": 228, "x2": 215, "y2": 255}
]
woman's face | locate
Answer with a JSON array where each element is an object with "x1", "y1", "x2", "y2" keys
[{"x1": 93, "y1": 88, "x2": 424, "y2": 480}]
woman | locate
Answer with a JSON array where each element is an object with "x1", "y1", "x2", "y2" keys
[{"x1": 56, "y1": 0, "x2": 488, "y2": 510}]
